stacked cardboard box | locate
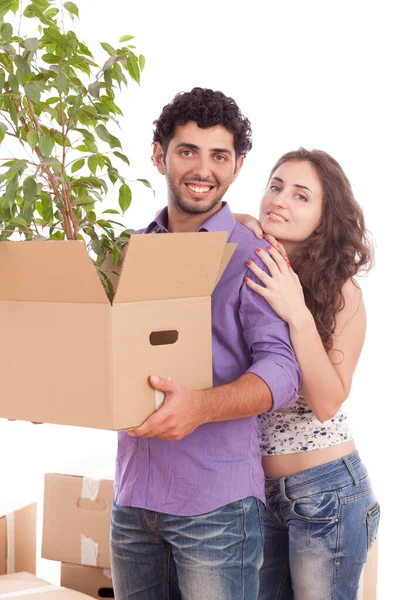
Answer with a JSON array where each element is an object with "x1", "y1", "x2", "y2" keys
[
  {"x1": 0, "y1": 504, "x2": 36, "y2": 577},
  {"x1": 42, "y1": 468, "x2": 114, "y2": 598},
  {"x1": 0, "y1": 572, "x2": 93, "y2": 599}
]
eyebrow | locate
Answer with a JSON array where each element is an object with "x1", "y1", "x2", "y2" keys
[
  {"x1": 176, "y1": 143, "x2": 232, "y2": 155},
  {"x1": 271, "y1": 176, "x2": 313, "y2": 194}
]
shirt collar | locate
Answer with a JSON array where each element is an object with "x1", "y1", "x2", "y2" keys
[{"x1": 145, "y1": 203, "x2": 236, "y2": 236}]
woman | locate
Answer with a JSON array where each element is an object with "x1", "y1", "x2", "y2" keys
[{"x1": 237, "y1": 148, "x2": 379, "y2": 600}]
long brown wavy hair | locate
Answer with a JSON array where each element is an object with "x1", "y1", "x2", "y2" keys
[{"x1": 268, "y1": 148, "x2": 374, "y2": 351}]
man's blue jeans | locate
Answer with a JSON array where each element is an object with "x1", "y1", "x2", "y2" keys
[
  {"x1": 258, "y1": 451, "x2": 380, "y2": 600},
  {"x1": 110, "y1": 496, "x2": 265, "y2": 600}
]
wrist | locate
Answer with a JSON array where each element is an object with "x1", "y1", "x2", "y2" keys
[{"x1": 288, "y1": 307, "x2": 315, "y2": 332}]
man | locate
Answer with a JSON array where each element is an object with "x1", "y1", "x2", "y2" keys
[{"x1": 110, "y1": 88, "x2": 301, "y2": 599}]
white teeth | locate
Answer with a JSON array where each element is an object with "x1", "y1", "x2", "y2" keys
[
  {"x1": 187, "y1": 185, "x2": 211, "y2": 193},
  {"x1": 268, "y1": 212, "x2": 286, "y2": 222}
]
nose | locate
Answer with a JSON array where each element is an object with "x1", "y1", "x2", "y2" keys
[
  {"x1": 191, "y1": 155, "x2": 213, "y2": 182},
  {"x1": 271, "y1": 189, "x2": 288, "y2": 208}
]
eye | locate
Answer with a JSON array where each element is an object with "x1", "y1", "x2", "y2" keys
[
  {"x1": 214, "y1": 154, "x2": 227, "y2": 162},
  {"x1": 270, "y1": 184, "x2": 280, "y2": 192},
  {"x1": 180, "y1": 150, "x2": 193, "y2": 157},
  {"x1": 296, "y1": 193, "x2": 308, "y2": 202}
]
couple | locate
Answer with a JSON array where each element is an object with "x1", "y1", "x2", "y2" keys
[{"x1": 110, "y1": 88, "x2": 379, "y2": 600}]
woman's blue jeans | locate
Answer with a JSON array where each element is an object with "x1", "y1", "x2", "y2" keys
[
  {"x1": 110, "y1": 496, "x2": 265, "y2": 600},
  {"x1": 258, "y1": 451, "x2": 380, "y2": 600}
]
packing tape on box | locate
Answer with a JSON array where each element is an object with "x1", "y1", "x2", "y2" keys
[
  {"x1": 81, "y1": 534, "x2": 98, "y2": 567},
  {"x1": 80, "y1": 465, "x2": 114, "y2": 502},
  {"x1": 0, "y1": 586, "x2": 59, "y2": 598},
  {"x1": 102, "y1": 569, "x2": 112, "y2": 580},
  {"x1": 5, "y1": 512, "x2": 15, "y2": 574}
]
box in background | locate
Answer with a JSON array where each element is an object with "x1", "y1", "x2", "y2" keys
[
  {"x1": 42, "y1": 470, "x2": 113, "y2": 569},
  {"x1": 0, "y1": 571, "x2": 93, "y2": 599},
  {"x1": 0, "y1": 504, "x2": 36, "y2": 576},
  {"x1": 61, "y1": 564, "x2": 114, "y2": 599}
]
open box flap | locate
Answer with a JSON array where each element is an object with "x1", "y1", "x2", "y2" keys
[
  {"x1": 213, "y1": 243, "x2": 237, "y2": 289},
  {"x1": 114, "y1": 231, "x2": 229, "y2": 303},
  {"x1": 0, "y1": 241, "x2": 108, "y2": 303}
]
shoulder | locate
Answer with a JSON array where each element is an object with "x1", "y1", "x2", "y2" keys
[{"x1": 229, "y1": 222, "x2": 269, "y2": 252}]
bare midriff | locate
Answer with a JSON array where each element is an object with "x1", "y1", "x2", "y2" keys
[{"x1": 262, "y1": 439, "x2": 357, "y2": 478}]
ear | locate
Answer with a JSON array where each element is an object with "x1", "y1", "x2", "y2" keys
[
  {"x1": 153, "y1": 142, "x2": 166, "y2": 175},
  {"x1": 232, "y1": 155, "x2": 244, "y2": 182}
]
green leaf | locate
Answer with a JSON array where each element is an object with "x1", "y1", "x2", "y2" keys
[
  {"x1": 10, "y1": 216, "x2": 28, "y2": 227},
  {"x1": 42, "y1": 53, "x2": 62, "y2": 63},
  {"x1": 100, "y1": 42, "x2": 115, "y2": 56},
  {"x1": 1, "y1": 22, "x2": 13, "y2": 40},
  {"x1": 8, "y1": 73, "x2": 19, "y2": 94},
  {"x1": 137, "y1": 178, "x2": 155, "y2": 194},
  {"x1": 0, "y1": 123, "x2": 7, "y2": 143},
  {"x1": 55, "y1": 73, "x2": 69, "y2": 94},
  {"x1": 118, "y1": 184, "x2": 131, "y2": 213},
  {"x1": 102, "y1": 209, "x2": 120, "y2": 214},
  {"x1": 23, "y1": 37, "x2": 40, "y2": 53},
  {"x1": 91, "y1": 239, "x2": 103, "y2": 256},
  {"x1": 88, "y1": 156, "x2": 97, "y2": 175},
  {"x1": 24, "y1": 81, "x2": 41, "y2": 103},
  {"x1": 0, "y1": 69, "x2": 5, "y2": 91},
  {"x1": 23, "y1": 176, "x2": 37, "y2": 202},
  {"x1": 26, "y1": 129, "x2": 38, "y2": 150},
  {"x1": 104, "y1": 68, "x2": 113, "y2": 89},
  {"x1": 0, "y1": 0, "x2": 15, "y2": 18},
  {"x1": 113, "y1": 151, "x2": 130, "y2": 165},
  {"x1": 38, "y1": 135, "x2": 54, "y2": 157},
  {"x1": 71, "y1": 158, "x2": 85, "y2": 173},
  {"x1": 139, "y1": 54, "x2": 145, "y2": 70},
  {"x1": 71, "y1": 93, "x2": 82, "y2": 120},
  {"x1": 119, "y1": 35, "x2": 134, "y2": 42},
  {"x1": 126, "y1": 55, "x2": 140, "y2": 83},
  {"x1": 14, "y1": 55, "x2": 31, "y2": 76},
  {"x1": 95, "y1": 124, "x2": 110, "y2": 143},
  {"x1": 64, "y1": 1, "x2": 79, "y2": 17},
  {"x1": 109, "y1": 134, "x2": 122, "y2": 149}
]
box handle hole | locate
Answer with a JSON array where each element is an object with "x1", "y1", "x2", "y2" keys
[
  {"x1": 149, "y1": 330, "x2": 179, "y2": 346},
  {"x1": 98, "y1": 588, "x2": 114, "y2": 598}
]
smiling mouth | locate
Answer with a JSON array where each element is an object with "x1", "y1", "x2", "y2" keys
[
  {"x1": 185, "y1": 183, "x2": 215, "y2": 195},
  {"x1": 267, "y1": 211, "x2": 288, "y2": 222}
]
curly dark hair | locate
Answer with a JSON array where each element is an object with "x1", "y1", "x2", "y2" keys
[
  {"x1": 268, "y1": 148, "x2": 374, "y2": 351},
  {"x1": 153, "y1": 87, "x2": 252, "y2": 160}
]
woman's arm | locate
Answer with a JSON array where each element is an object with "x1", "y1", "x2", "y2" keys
[
  {"x1": 245, "y1": 245, "x2": 366, "y2": 422},
  {"x1": 232, "y1": 213, "x2": 264, "y2": 239}
]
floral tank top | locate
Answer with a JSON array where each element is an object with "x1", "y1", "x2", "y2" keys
[{"x1": 257, "y1": 395, "x2": 353, "y2": 455}]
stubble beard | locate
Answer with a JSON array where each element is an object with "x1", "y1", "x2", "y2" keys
[{"x1": 169, "y1": 180, "x2": 227, "y2": 215}]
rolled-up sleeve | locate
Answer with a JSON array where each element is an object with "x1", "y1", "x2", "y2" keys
[{"x1": 239, "y1": 264, "x2": 301, "y2": 412}]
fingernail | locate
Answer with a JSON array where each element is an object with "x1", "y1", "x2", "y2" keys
[
  {"x1": 267, "y1": 245, "x2": 272, "y2": 250},
  {"x1": 246, "y1": 260, "x2": 252, "y2": 265},
  {"x1": 151, "y1": 376, "x2": 160, "y2": 383},
  {"x1": 244, "y1": 277, "x2": 249, "y2": 282},
  {"x1": 256, "y1": 248, "x2": 262, "y2": 253}
]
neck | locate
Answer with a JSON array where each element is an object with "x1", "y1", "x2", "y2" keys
[{"x1": 167, "y1": 202, "x2": 222, "y2": 232}]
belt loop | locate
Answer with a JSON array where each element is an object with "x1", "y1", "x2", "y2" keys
[
  {"x1": 343, "y1": 456, "x2": 359, "y2": 487},
  {"x1": 279, "y1": 476, "x2": 291, "y2": 501}
]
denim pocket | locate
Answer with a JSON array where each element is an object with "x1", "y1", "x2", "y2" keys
[
  {"x1": 291, "y1": 491, "x2": 339, "y2": 523},
  {"x1": 366, "y1": 500, "x2": 380, "y2": 549}
]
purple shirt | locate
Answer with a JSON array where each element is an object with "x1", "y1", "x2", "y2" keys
[{"x1": 114, "y1": 203, "x2": 301, "y2": 515}]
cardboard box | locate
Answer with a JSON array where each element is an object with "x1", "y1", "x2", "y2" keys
[
  {"x1": 357, "y1": 536, "x2": 379, "y2": 600},
  {"x1": 0, "y1": 232, "x2": 234, "y2": 430},
  {"x1": 0, "y1": 572, "x2": 93, "y2": 599},
  {"x1": 0, "y1": 505, "x2": 36, "y2": 576},
  {"x1": 61, "y1": 564, "x2": 113, "y2": 599},
  {"x1": 42, "y1": 472, "x2": 113, "y2": 569}
]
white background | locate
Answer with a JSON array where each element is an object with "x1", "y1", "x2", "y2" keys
[{"x1": 1, "y1": 0, "x2": 399, "y2": 597}]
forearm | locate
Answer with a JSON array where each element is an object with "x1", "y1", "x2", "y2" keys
[
  {"x1": 289, "y1": 311, "x2": 347, "y2": 421},
  {"x1": 199, "y1": 373, "x2": 272, "y2": 423}
]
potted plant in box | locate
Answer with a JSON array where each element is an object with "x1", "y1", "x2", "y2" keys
[{"x1": 0, "y1": 0, "x2": 150, "y2": 296}]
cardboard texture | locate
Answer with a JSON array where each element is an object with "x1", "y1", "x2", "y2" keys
[
  {"x1": 42, "y1": 473, "x2": 113, "y2": 569},
  {"x1": 0, "y1": 572, "x2": 93, "y2": 599},
  {"x1": 0, "y1": 504, "x2": 36, "y2": 576},
  {"x1": 61, "y1": 564, "x2": 114, "y2": 599},
  {"x1": 0, "y1": 232, "x2": 234, "y2": 430}
]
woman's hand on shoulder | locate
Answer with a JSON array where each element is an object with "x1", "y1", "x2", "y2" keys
[
  {"x1": 245, "y1": 240, "x2": 309, "y2": 325},
  {"x1": 233, "y1": 213, "x2": 263, "y2": 239}
]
